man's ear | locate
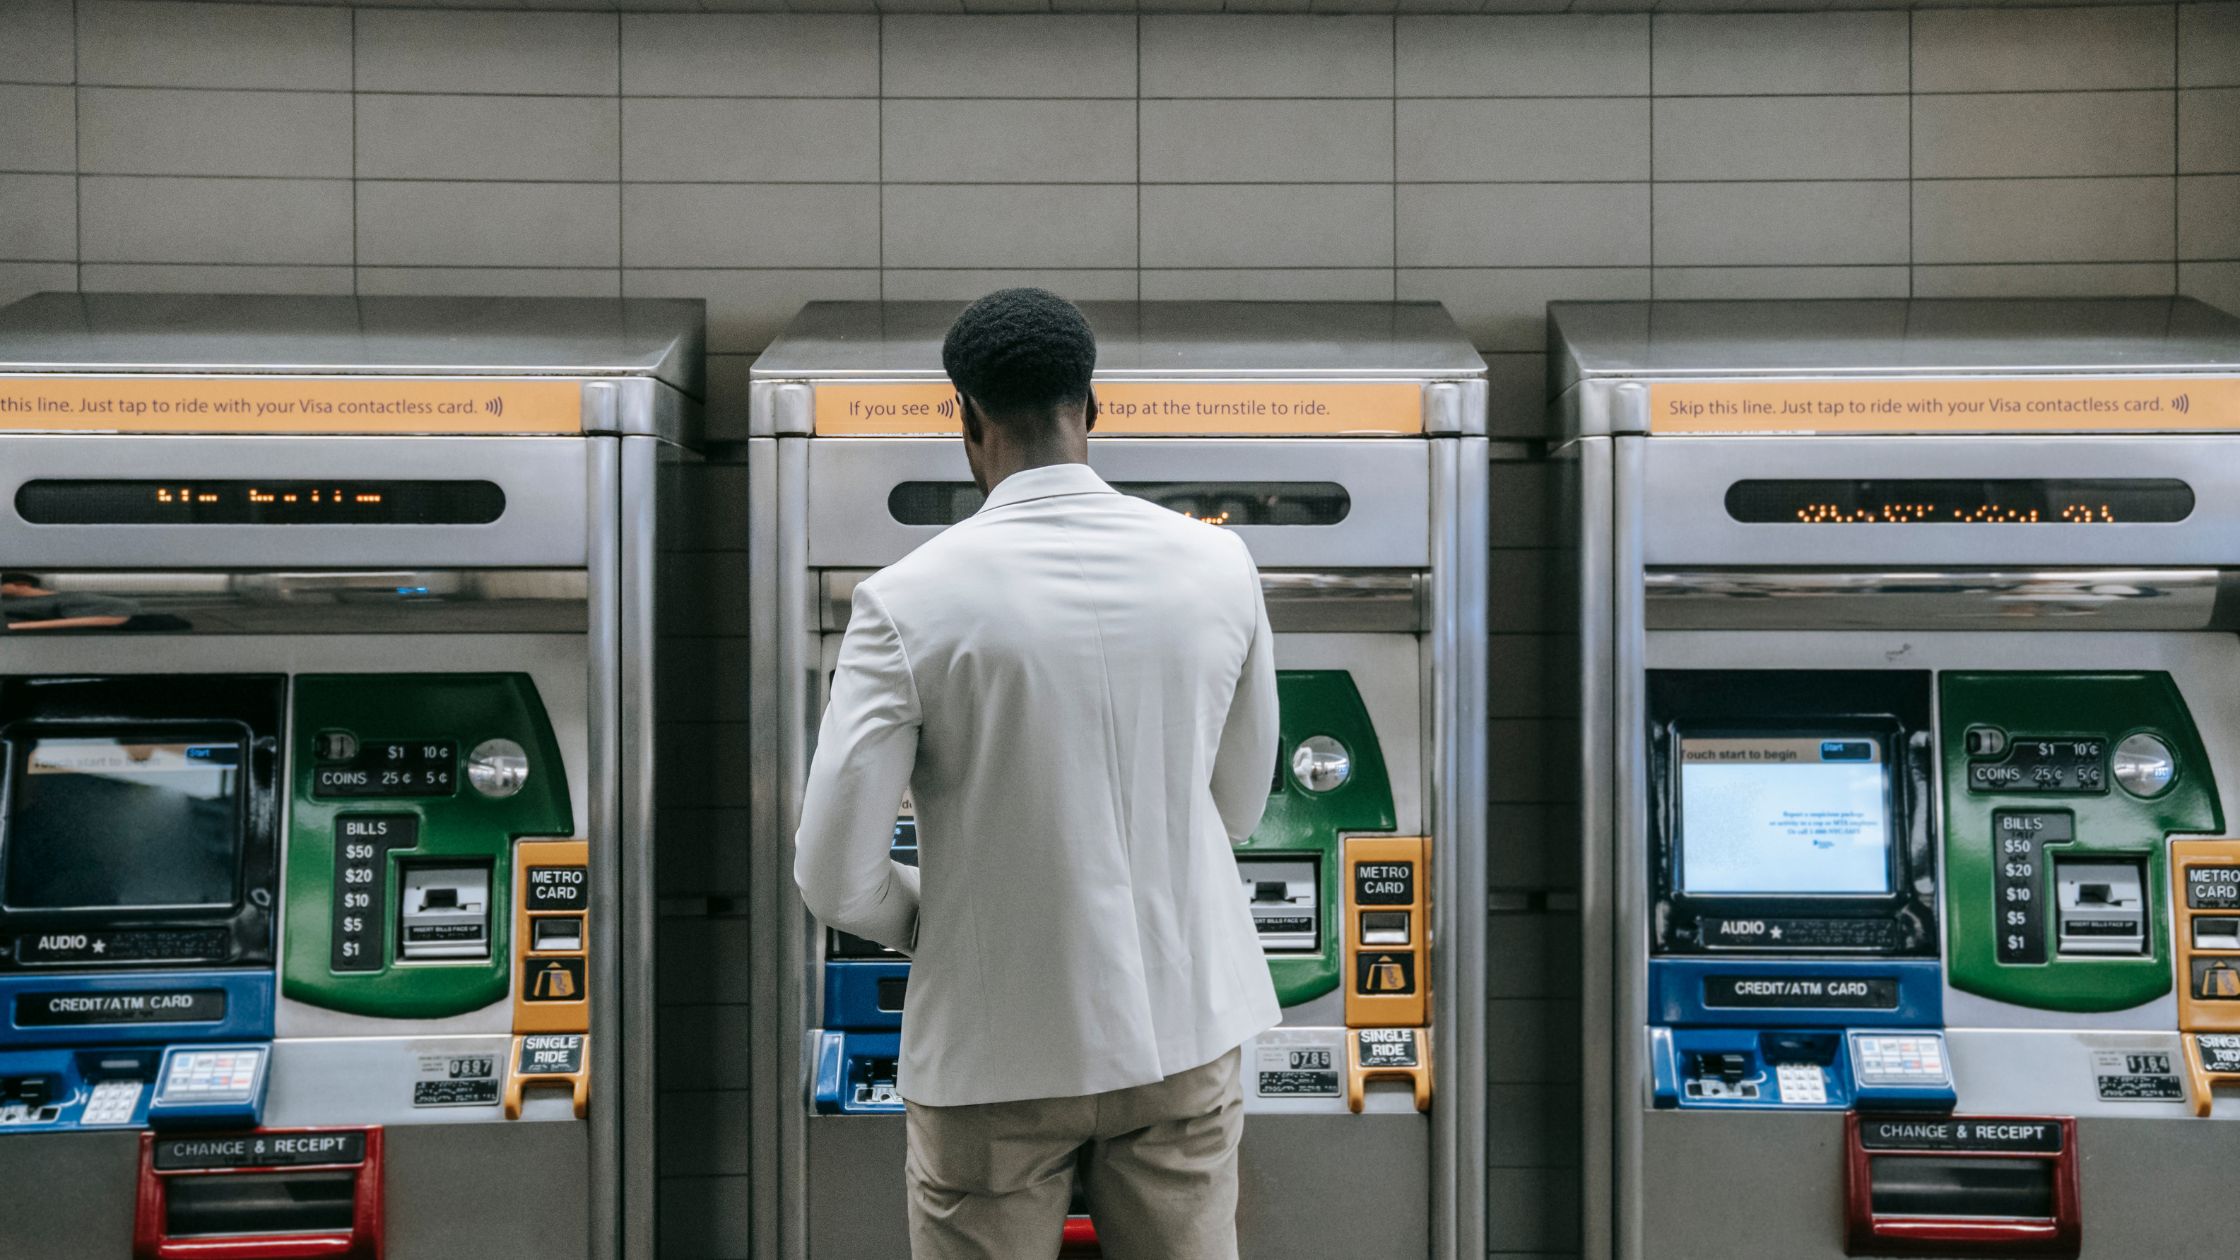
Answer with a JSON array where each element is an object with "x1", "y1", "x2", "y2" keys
[
  {"x1": 959, "y1": 393, "x2": 983, "y2": 444},
  {"x1": 1084, "y1": 388, "x2": 1098, "y2": 434}
]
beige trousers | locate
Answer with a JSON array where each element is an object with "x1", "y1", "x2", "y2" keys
[{"x1": 904, "y1": 1048, "x2": 1245, "y2": 1260}]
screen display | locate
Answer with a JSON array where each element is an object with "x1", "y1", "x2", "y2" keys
[
  {"x1": 888, "y1": 481, "x2": 1351, "y2": 528},
  {"x1": 4, "y1": 737, "x2": 242, "y2": 911},
  {"x1": 1679, "y1": 736, "x2": 1893, "y2": 896},
  {"x1": 15, "y1": 480, "x2": 505, "y2": 525},
  {"x1": 1725, "y1": 479, "x2": 2194, "y2": 525}
]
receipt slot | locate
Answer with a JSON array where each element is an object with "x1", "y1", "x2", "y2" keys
[
  {"x1": 1559, "y1": 297, "x2": 2240, "y2": 1260},
  {"x1": 135, "y1": 1127, "x2": 384, "y2": 1260},
  {"x1": 750, "y1": 301, "x2": 1489, "y2": 1260},
  {"x1": 0, "y1": 293, "x2": 704, "y2": 1260}
]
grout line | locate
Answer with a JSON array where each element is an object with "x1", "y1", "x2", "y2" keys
[
  {"x1": 1390, "y1": 14, "x2": 1399, "y2": 294},
  {"x1": 1906, "y1": 6, "x2": 1914, "y2": 299},
  {"x1": 877, "y1": 12, "x2": 885, "y2": 300},
  {"x1": 1135, "y1": 11, "x2": 1143, "y2": 298},
  {"x1": 71, "y1": 0, "x2": 81, "y2": 292},
  {"x1": 615, "y1": 10, "x2": 625, "y2": 293},
  {"x1": 349, "y1": 6, "x2": 358, "y2": 294},
  {"x1": 2172, "y1": 1, "x2": 2182, "y2": 287},
  {"x1": 1645, "y1": 9, "x2": 1654, "y2": 294}
]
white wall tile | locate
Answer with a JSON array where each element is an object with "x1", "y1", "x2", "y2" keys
[
  {"x1": 1916, "y1": 177, "x2": 2176, "y2": 263},
  {"x1": 625, "y1": 184, "x2": 878, "y2": 266},
  {"x1": 81, "y1": 88, "x2": 352, "y2": 178},
  {"x1": 1396, "y1": 267, "x2": 1647, "y2": 351},
  {"x1": 358, "y1": 268, "x2": 625, "y2": 298},
  {"x1": 1655, "y1": 181, "x2": 1910, "y2": 266},
  {"x1": 623, "y1": 15, "x2": 877, "y2": 97},
  {"x1": 1396, "y1": 16, "x2": 1648, "y2": 98},
  {"x1": 78, "y1": 263, "x2": 354, "y2": 294},
  {"x1": 2181, "y1": 6, "x2": 2240, "y2": 90},
  {"x1": 1652, "y1": 265, "x2": 1910, "y2": 299},
  {"x1": 0, "y1": 1, "x2": 74, "y2": 86},
  {"x1": 623, "y1": 268, "x2": 881, "y2": 351},
  {"x1": 1144, "y1": 100, "x2": 1391, "y2": 184},
  {"x1": 1914, "y1": 8, "x2": 2177, "y2": 94},
  {"x1": 358, "y1": 182, "x2": 621, "y2": 267},
  {"x1": 1140, "y1": 184, "x2": 1392, "y2": 267},
  {"x1": 883, "y1": 16, "x2": 1135, "y2": 96},
  {"x1": 626, "y1": 99, "x2": 879, "y2": 182},
  {"x1": 884, "y1": 269, "x2": 1140, "y2": 299},
  {"x1": 2180, "y1": 175, "x2": 2240, "y2": 259},
  {"x1": 1655, "y1": 96, "x2": 1907, "y2": 181},
  {"x1": 2182, "y1": 89, "x2": 2240, "y2": 174},
  {"x1": 0, "y1": 86, "x2": 75, "y2": 172},
  {"x1": 1141, "y1": 16, "x2": 1393, "y2": 98},
  {"x1": 889, "y1": 100, "x2": 1136, "y2": 183},
  {"x1": 2182, "y1": 260, "x2": 2240, "y2": 316},
  {"x1": 1398, "y1": 184, "x2": 1651, "y2": 266},
  {"x1": 359, "y1": 11, "x2": 618, "y2": 95},
  {"x1": 81, "y1": 176, "x2": 350, "y2": 264},
  {"x1": 1652, "y1": 12, "x2": 1907, "y2": 96},
  {"x1": 1915, "y1": 92, "x2": 2174, "y2": 179},
  {"x1": 1912, "y1": 262, "x2": 2178, "y2": 298},
  {"x1": 1398, "y1": 99, "x2": 1648, "y2": 182},
  {"x1": 0, "y1": 263, "x2": 77, "y2": 308},
  {"x1": 1139, "y1": 268, "x2": 1391, "y2": 300},
  {"x1": 358, "y1": 96, "x2": 620, "y2": 182},
  {"x1": 0, "y1": 175, "x2": 75, "y2": 261},
  {"x1": 80, "y1": 1, "x2": 349, "y2": 91},
  {"x1": 887, "y1": 184, "x2": 1136, "y2": 266}
]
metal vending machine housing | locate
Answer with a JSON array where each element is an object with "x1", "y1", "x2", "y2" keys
[
  {"x1": 1556, "y1": 297, "x2": 2240, "y2": 1260},
  {"x1": 747, "y1": 301, "x2": 1489, "y2": 1260},
  {"x1": 0, "y1": 293, "x2": 703, "y2": 1260}
]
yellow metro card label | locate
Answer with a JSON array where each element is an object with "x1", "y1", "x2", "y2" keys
[
  {"x1": 815, "y1": 381, "x2": 1423, "y2": 436},
  {"x1": 1651, "y1": 377, "x2": 2240, "y2": 435},
  {"x1": 0, "y1": 377, "x2": 584, "y2": 434}
]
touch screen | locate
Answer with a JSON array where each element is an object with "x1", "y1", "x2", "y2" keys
[
  {"x1": 4, "y1": 737, "x2": 242, "y2": 911},
  {"x1": 1680, "y1": 736, "x2": 1893, "y2": 896}
]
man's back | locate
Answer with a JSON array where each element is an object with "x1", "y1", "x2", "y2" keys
[{"x1": 800, "y1": 463, "x2": 1281, "y2": 1106}]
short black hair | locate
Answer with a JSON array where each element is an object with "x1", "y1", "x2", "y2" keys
[
  {"x1": 2, "y1": 572, "x2": 37, "y2": 587},
  {"x1": 941, "y1": 288, "x2": 1097, "y2": 429}
]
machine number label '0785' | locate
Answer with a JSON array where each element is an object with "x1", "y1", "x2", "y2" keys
[
  {"x1": 1254, "y1": 1042, "x2": 1341, "y2": 1098},
  {"x1": 2091, "y1": 1049, "x2": 2186, "y2": 1101}
]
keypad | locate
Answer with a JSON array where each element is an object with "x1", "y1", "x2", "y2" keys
[
  {"x1": 160, "y1": 1049, "x2": 262, "y2": 1102},
  {"x1": 1853, "y1": 1034, "x2": 1950, "y2": 1085},
  {"x1": 81, "y1": 1080, "x2": 143, "y2": 1126},
  {"x1": 1775, "y1": 1063, "x2": 1827, "y2": 1105}
]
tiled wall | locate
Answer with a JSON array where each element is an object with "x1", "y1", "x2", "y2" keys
[
  {"x1": 4, "y1": 3, "x2": 2239, "y2": 1257},
  {"x1": 3, "y1": 1, "x2": 2238, "y2": 440}
]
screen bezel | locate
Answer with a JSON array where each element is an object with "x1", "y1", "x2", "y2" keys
[
  {"x1": 0, "y1": 723, "x2": 252, "y2": 915},
  {"x1": 1672, "y1": 726, "x2": 1904, "y2": 903},
  {"x1": 1648, "y1": 670, "x2": 1939, "y2": 958},
  {"x1": 0, "y1": 676, "x2": 282, "y2": 970}
]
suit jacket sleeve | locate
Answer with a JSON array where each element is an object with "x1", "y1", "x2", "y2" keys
[
  {"x1": 1210, "y1": 537, "x2": 1280, "y2": 845},
  {"x1": 794, "y1": 582, "x2": 924, "y2": 952}
]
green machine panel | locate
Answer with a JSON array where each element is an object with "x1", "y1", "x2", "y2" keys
[
  {"x1": 1242, "y1": 670, "x2": 1397, "y2": 1008},
  {"x1": 1943, "y1": 672, "x2": 2221, "y2": 1012},
  {"x1": 284, "y1": 675, "x2": 573, "y2": 1019}
]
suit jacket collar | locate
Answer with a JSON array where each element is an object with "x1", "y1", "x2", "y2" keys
[{"x1": 978, "y1": 462, "x2": 1116, "y2": 513}]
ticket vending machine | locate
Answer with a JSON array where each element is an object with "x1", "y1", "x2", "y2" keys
[
  {"x1": 746, "y1": 301, "x2": 1488, "y2": 1260},
  {"x1": 0, "y1": 293, "x2": 702, "y2": 1260},
  {"x1": 1557, "y1": 297, "x2": 2240, "y2": 1260}
]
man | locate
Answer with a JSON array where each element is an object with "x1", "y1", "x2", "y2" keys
[
  {"x1": 795, "y1": 289, "x2": 1282, "y2": 1260},
  {"x1": 3, "y1": 572, "x2": 134, "y2": 631}
]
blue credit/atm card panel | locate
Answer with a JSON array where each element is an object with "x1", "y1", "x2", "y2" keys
[
  {"x1": 1651, "y1": 958, "x2": 1945, "y2": 1030},
  {"x1": 0, "y1": 972, "x2": 274, "y2": 1132},
  {"x1": 1652, "y1": 1027, "x2": 1956, "y2": 1112},
  {"x1": 813, "y1": 1030, "x2": 902, "y2": 1115},
  {"x1": 824, "y1": 962, "x2": 909, "y2": 1032}
]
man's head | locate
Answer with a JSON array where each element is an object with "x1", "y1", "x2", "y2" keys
[
  {"x1": 1, "y1": 572, "x2": 44, "y2": 597},
  {"x1": 941, "y1": 288, "x2": 1098, "y2": 494}
]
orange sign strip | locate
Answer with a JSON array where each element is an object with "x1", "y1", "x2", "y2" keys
[
  {"x1": 0, "y1": 377, "x2": 583, "y2": 434},
  {"x1": 1650, "y1": 377, "x2": 2240, "y2": 435},
  {"x1": 814, "y1": 381, "x2": 1423, "y2": 436}
]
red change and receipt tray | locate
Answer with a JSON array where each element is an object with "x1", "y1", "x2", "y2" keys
[
  {"x1": 135, "y1": 1126, "x2": 383, "y2": 1260},
  {"x1": 1845, "y1": 1114, "x2": 2079, "y2": 1257}
]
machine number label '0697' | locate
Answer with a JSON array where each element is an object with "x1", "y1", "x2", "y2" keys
[{"x1": 1254, "y1": 1042, "x2": 1341, "y2": 1098}]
